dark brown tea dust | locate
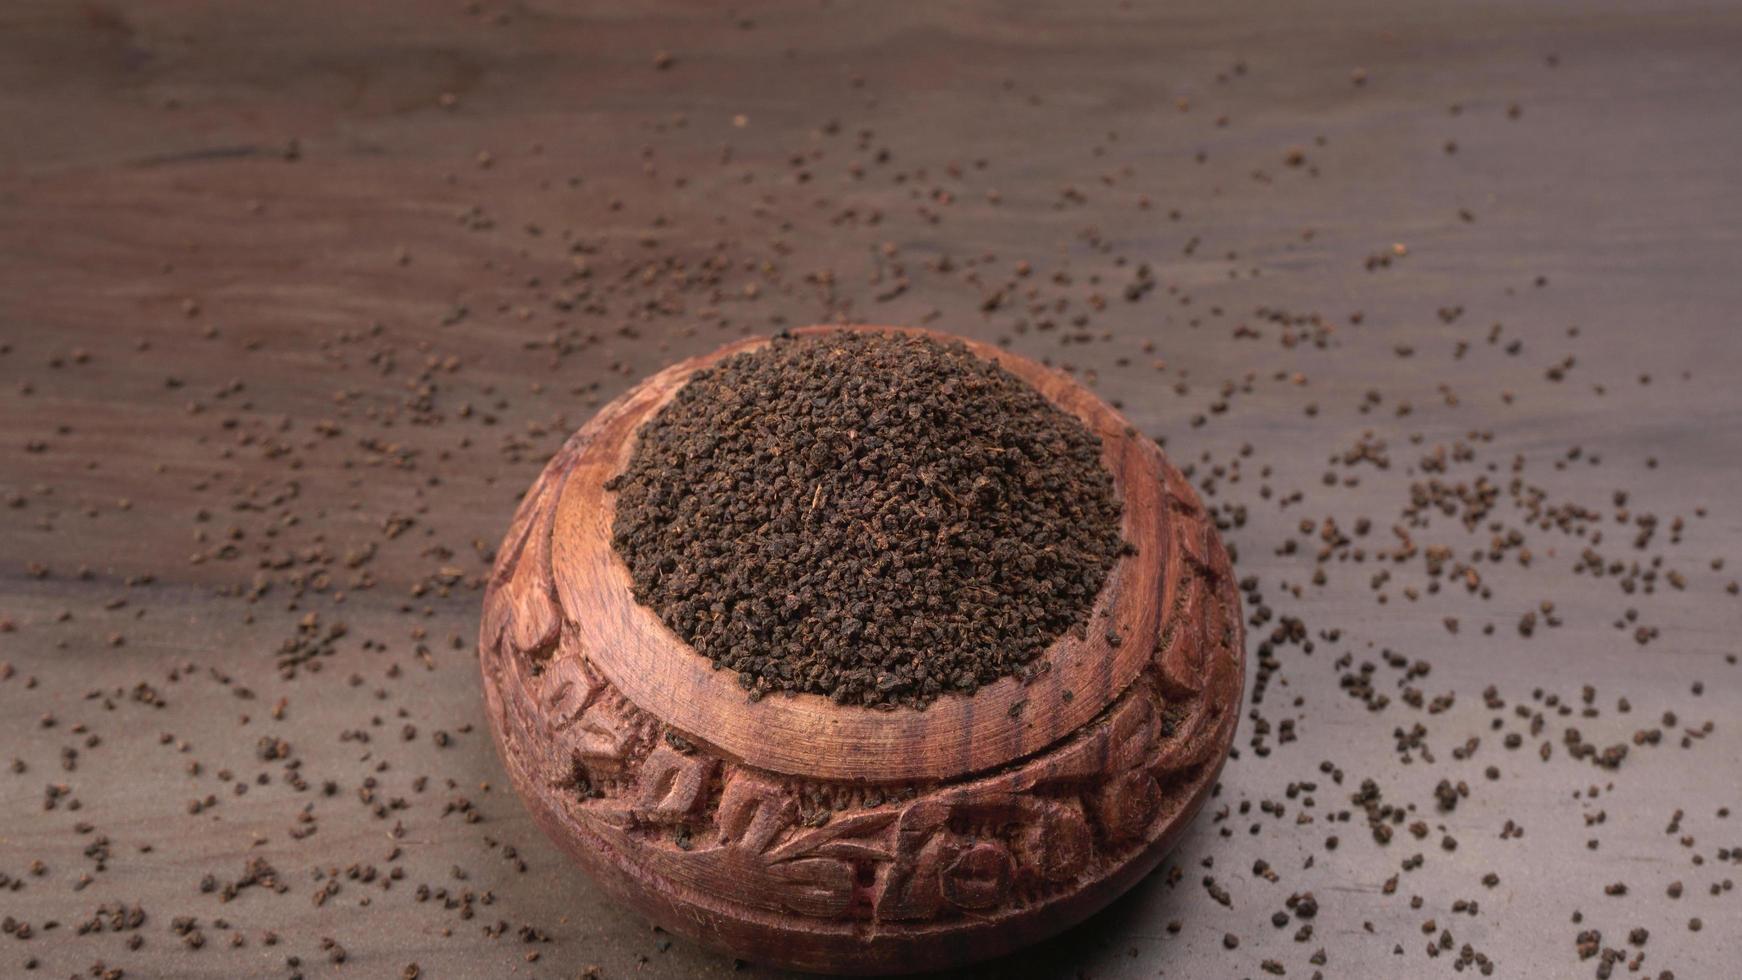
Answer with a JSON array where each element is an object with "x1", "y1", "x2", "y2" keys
[{"x1": 607, "y1": 331, "x2": 1127, "y2": 708}]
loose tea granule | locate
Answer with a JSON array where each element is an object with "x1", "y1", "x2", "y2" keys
[{"x1": 608, "y1": 331, "x2": 1126, "y2": 708}]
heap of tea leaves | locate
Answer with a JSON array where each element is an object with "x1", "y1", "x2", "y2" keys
[{"x1": 608, "y1": 331, "x2": 1127, "y2": 708}]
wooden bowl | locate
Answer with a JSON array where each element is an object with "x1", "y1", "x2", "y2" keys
[{"x1": 478, "y1": 325, "x2": 1244, "y2": 974}]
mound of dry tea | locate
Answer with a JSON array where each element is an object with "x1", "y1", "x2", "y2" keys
[{"x1": 608, "y1": 331, "x2": 1126, "y2": 708}]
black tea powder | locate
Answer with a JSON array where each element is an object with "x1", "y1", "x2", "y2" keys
[{"x1": 608, "y1": 331, "x2": 1127, "y2": 709}]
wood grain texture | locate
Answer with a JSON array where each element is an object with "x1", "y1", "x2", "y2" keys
[
  {"x1": 5, "y1": 0, "x2": 1741, "y2": 976},
  {"x1": 479, "y1": 326, "x2": 1244, "y2": 973}
]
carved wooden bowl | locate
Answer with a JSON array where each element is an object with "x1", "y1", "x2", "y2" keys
[{"x1": 478, "y1": 325, "x2": 1244, "y2": 974}]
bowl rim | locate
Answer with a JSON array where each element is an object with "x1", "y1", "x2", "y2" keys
[{"x1": 546, "y1": 324, "x2": 1177, "y2": 781}]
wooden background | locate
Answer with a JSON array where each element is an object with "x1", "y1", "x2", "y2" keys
[{"x1": 2, "y1": 0, "x2": 1740, "y2": 977}]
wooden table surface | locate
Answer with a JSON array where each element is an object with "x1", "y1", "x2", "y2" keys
[{"x1": 3, "y1": 1, "x2": 1739, "y2": 977}]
